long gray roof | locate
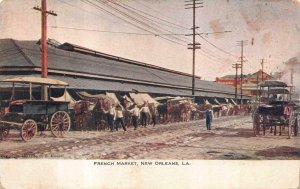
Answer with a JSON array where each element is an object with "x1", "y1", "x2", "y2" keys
[{"x1": 0, "y1": 38, "x2": 239, "y2": 98}]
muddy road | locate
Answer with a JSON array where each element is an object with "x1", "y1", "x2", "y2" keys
[{"x1": 0, "y1": 116, "x2": 299, "y2": 160}]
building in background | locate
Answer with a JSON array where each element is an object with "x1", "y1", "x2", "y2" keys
[{"x1": 216, "y1": 70, "x2": 272, "y2": 97}]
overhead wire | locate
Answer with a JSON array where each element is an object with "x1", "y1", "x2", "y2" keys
[
  {"x1": 196, "y1": 30, "x2": 239, "y2": 58},
  {"x1": 93, "y1": 0, "x2": 189, "y2": 44},
  {"x1": 129, "y1": 0, "x2": 238, "y2": 60},
  {"x1": 50, "y1": 26, "x2": 188, "y2": 36},
  {"x1": 131, "y1": 0, "x2": 189, "y2": 29},
  {"x1": 110, "y1": 0, "x2": 188, "y2": 30},
  {"x1": 55, "y1": 0, "x2": 238, "y2": 69},
  {"x1": 80, "y1": 0, "x2": 187, "y2": 46},
  {"x1": 96, "y1": 0, "x2": 236, "y2": 64},
  {"x1": 56, "y1": 0, "x2": 237, "y2": 64}
]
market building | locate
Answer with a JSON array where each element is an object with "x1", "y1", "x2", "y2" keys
[{"x1": 0, "y1": 38, "x2": 249, "y2": 103}]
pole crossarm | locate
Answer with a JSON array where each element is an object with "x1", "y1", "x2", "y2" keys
[{"x1": 33, "y1": 6, "x2": 57, "y2": 16}]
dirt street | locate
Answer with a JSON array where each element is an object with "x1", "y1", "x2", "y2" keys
[{"x1": 0, "y1": 115, "x2": 299, "y2": 160}]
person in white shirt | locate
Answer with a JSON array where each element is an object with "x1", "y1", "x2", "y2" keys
[
  {"x1": 140, "y1": 103, "x2": 152, "y2": 127},
  {"x1": 129, "y1": 104, "x2": 140, "y2": 130},
  {"x1": 103, "y1": 104, "x2": 116, "y2": 132},
  {"x1": 115, "y1": 105, "x2": 127, "y2": 132}
]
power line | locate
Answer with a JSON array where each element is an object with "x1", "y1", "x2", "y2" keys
[
  {"x1": 51, "y1": 26, "x2": 234, "y2": 65},
  {"x1": 110, "y1": 0, "x2": 187, "y2": 30},
  {"x1": 58, "y1": 0, "x2": 237, "y2": 65},
  {"x1": 58, "y1": 0, "x2": 236, "y2": 73},
  {"x1": 50, "y1": 26, "x2": 188, "y2": 36},
  {"x1": 94, "y1": 0, "x2": 188, "y2": 44},
  {"x1": 131, "y1": 0, "x2": 190, "y2": 29},
  {"x1": 81, "y1": 0, "x2": 187, "y2": 46},
  {"x1": 196, "y1": 30, "x2": 238, "y2": 58}
]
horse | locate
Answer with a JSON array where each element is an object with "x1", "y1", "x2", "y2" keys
[
  {"x1": 74, "y1": 100, "x2": 91, "y2": 131},
  {"x1": 93, "y1": 97, "x2": 110, "y2": 131},
  {"x1": 157, "y1": 103, "x2": 168, "y2": 124}
]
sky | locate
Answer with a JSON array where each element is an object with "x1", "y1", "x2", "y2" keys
[{"x1": 0, "y1": 0, "x2": 299, "y2": 85}]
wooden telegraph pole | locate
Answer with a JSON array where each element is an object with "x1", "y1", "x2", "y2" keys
[
  {"x1": 34, "y1": 0, "x2": 57, "y2": 100},
  {"x1": 236, "y1": 40, "x2": 248, "y2": 105},
  {"x1": 232, "y1": 63, "x2": 241, "y2": 101},
  {"x1": 185, "y1": 0, "x2": 203, "y2": 97},
  {"x1": 261, "y1": 58, "x2": 265, "y2": 82}
]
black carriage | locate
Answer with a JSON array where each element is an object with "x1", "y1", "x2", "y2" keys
[
  {"x1": 252, "y1": 80, "x2": 299, "y2": 138},
  {"x1": 0, "y1": 77, "x2": 71, "y2": 142}
]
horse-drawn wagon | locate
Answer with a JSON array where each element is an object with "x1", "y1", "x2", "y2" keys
[
  {"x1": 252, "y1": 80, "x2": 299, "y2": 138},
  {"x1": 0, "y1": 77, "x2": 71, "y2": 141}
]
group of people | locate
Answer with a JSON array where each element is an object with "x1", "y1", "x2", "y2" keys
[
  {"x1": 103, "y1": 102, "x2": 155, "y2": 132},
  {"x1": 103, "y1": 102, "x2": 214, "y2": 132}
]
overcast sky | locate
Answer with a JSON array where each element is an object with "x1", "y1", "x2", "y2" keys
[{"x1": 0, "y1": 0, "x2": 299, "y2": 82}]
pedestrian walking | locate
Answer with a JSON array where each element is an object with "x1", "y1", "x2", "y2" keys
[
  {"x1": 103, "y1": 104, "x2": 116, "y2": 132},
  {"x1": 129, "y1": 104, "x2": 140, "y2": 130},
  {"x1": 205, "y1": 107, "x2": 213, "y2": 130},
  {"x1": 115, "y1": 105, "x2": 127, "y2": 132},
  {"x1": 140, "y1": 102, "x2": 152, "y2": 127}
]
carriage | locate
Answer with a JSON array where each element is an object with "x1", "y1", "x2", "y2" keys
[
  {"x1": 0, "y1": 77, "x2": 71, "y2": 142},
  {"x1": 252, "y1": 80, "x2": 299, "y2": 138}
]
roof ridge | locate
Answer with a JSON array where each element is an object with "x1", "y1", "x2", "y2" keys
[
  {"x1": 58, "y1": 42, "x2": 202, "y2": 79},
  {"x1": 10, "y1": 39, "x2": 36, "y2": 67}
]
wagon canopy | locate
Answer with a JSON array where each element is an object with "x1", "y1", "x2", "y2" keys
[
  {"x1": 0, "y1": 77, "x2": 69, "y2": 86},
  {"x1": 268, "y1": 88, "x2": 290, "y2": 94},
  {"x1": 259, "y1": 80, "x2": 288, "y2": 88}
]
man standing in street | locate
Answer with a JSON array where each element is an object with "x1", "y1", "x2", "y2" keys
[
  {"x1": 103, "y1": 104, "x2": 116, "y2": 132},
  {"x1": 205, "y1": 107, "x2": 213, "y2": 130},
  {"x1": 115, "y1": 105, "x2": 127, "y2": 132},
  {"x1": 129, "y1": 104, "x2": 140, "y2": 130},
  {"x1": 140, "y1": 102, "x2": 152, "y2": 128}
]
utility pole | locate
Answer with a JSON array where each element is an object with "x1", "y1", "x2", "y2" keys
[
  {"x1": 236, "y1": 40, "x2": 248, "y2": 105},
  {"x1": 290, "y1": 65, "x2": 294, "y2": 95},
  {"x1": 33, "y1": 0, "x2": 57, "y2": 100},
  {"x1": 185, "y1": 0, "x2": 203, "y2": 97},
  {"x1": 261, "y1": 58, "x2": 264, "y2": 82},
  {"x1": 256, "y1": 70, "x2": 259, "y2": 99},
  {"x1": 232, "y1": 63, "x2": 241, "y2": 101}
]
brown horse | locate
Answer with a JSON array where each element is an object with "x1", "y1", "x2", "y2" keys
[
  {"x1": 93, "y1": 97, "x2": 110, "y2": 131},
  {"x1": 74, "y1": 100, "x2": 91, "y2": 131},
  {"x1": 157, "y1": 103, "x2": 168, "y2": 124}
]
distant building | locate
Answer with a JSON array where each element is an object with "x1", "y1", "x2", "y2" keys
[{"x1": 216, "y1": 70, "x2": 272, "y2": 96}]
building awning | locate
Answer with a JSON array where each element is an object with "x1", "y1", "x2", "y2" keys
[
  {"x1": 0, "y1": 76, "x2": 69, "y2": 86},
  {"x1": 0, "y1": 74, "x2": 242, "y2": 99}
]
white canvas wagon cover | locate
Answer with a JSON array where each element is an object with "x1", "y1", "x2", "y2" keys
[{"x1": 1, "y1": 76, "x2": 69, "y2": 86}]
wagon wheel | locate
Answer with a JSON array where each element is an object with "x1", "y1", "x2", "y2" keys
[
  {"x1": 50, "y1": 111, "x2": 71, "y2": 137},
  {"x1": 253, "y1": 111, "x2": 262, "y2": 136},
  {"x1": 20, "y1": 119, "x2": 38, "y2": 142}
]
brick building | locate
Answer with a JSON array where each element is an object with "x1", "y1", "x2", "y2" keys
[{"x1": 216, "y1": 70, "x2": 272, "y2": 96}]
